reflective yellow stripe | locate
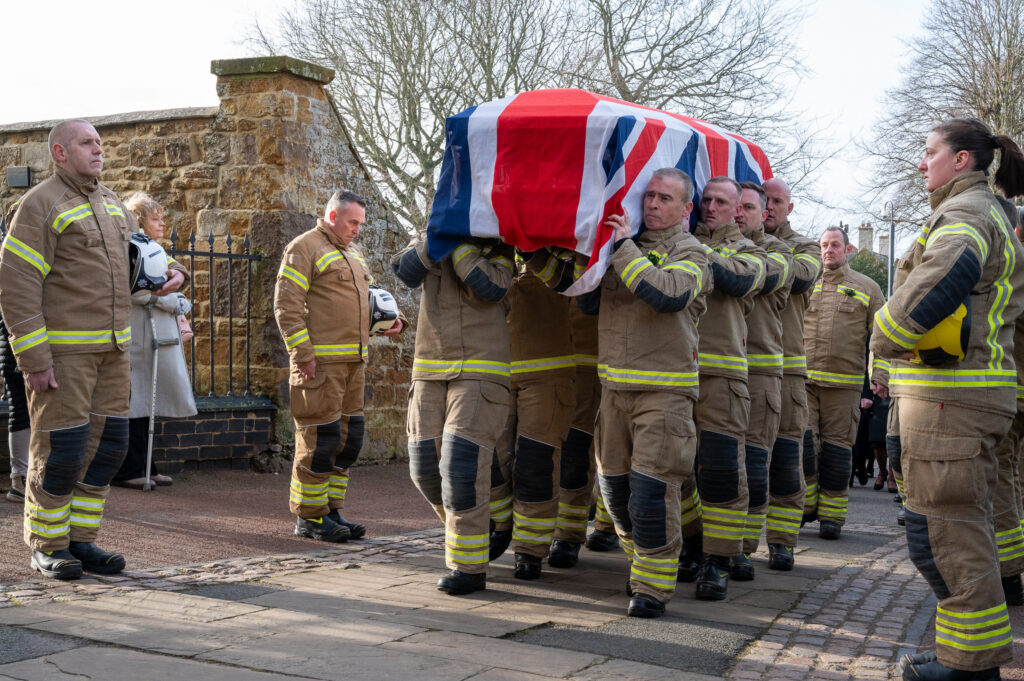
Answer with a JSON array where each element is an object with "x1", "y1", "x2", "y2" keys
[
  {"x1": 510, "y1": 355, "x2": 576, "y2": 374},
  {"x1": 747, "y1": 354, "x2": 783, "y2": 368},
  {"x1": 875, "y1": 305, "x2": 921, "y2": 350},
  {"x1": 3, "y1": 235, "x2": 51, "y2": 276},
  {"x1": 489, "y1": 255, "x2": 514, "y2": 271},
  {"x1": 115, "y1": 327, "x2": 131, "y2": 344},
  {"x1": 926, "y1": 223, "x2": 989, "y2": 262},
  {"x1": 890, "y1": 368, "x2": 1016, "y2": 388},
  {"x1": 279, "y1": 264, "x2": 309, "y2": 291},
  {"x1": 50, "y1": 330, "x2": 119, "y2": 345},
  {"x1": 698, "y1": 352, "x2": 748, "y2": 371},
  {"x1": 11, "y1": 327, "x2": 48, "y2": 355},
  {"x1": 445, "y1": 531, "x2": 489, "y2": 564},
  {"x1": 599, "y1": 364, "x2": 699, "y2": 387},
  {"x1": 783, "y1": 356, "x2": 806, "y2": 370},
  {"x1": 52, "y1": 204, "x2": 94, "y2": 233},
  {"x1": 767, "y1": 252, "x2": 790, "y2": 288},
  {"x1": 574, "y1": 354, "x2": 598, "y2": 367},
  {"x1": 104, "y1": 202, "x2": 124, "y2": 218},
  {"x1": 452, "y1": 244, "x2": 479, "y2": 266},
  {"x1": 316, "y1": 249, "x2": 343, "y2": 272},
  {"x1": 621, "y1": 257, "x2": 653, "y2": 287},
  {"x1": 987, "y1": 207, "x2": 1014, "y2": 371},
  {"x1": 413, "y1": 358, "x2": 511, "y2": 376},
  {"x1": 285, "y1": 329, "x2": 309, "y2": 348},
  {"x1": 313, "y1": 343, "x2": 362, "y2": 357},
  {"x1": 26, "y1": 501, "x2": 70, "y2": 520},
  {"x1": 663, "y1": 259, "x2": 704, "y2": 289},
  {"x1": 807, "y1": 369, "x2": 862, "y2": 387}
]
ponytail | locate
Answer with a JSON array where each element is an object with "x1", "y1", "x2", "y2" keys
[
  {"x1": 993, "y1": 134, "x2": 1024, "y2": 198},
  {"x1": 933, "y1": 118, "x2": 1024, "y2": 197}
]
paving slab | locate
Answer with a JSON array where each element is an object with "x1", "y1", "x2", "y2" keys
[
  {"x1": 568, "y1": 657, "x2": 724, "y2": 681},
  {"x1": 0, "y1": 646, "x2": 303, "y2": 680},
  {"x1": 0, "y1": 625, "x2": 87, "y2": 664}
]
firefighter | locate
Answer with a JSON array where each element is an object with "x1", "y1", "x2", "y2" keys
[
  {"x1": 878, "y1": 118, "x2": 1024, "y2": 681},
  {"x1": 732, "y1": 182, "x2": 794, "y2": 580},
  {"x1": 761, "y1": 177, "x2": 821, "y2": 570},
  {"x1": 682, "y1": 176, "x2": 765, "y2": 601},
  {"x1": 274, "y1": 190, "x2": 403, "y2": 544},
  {"x1": 488, "y1": 250, "x2": 575, "y2": 579},
  {"x1": 393, "y1": 234, "x2": 514, "y2": 595},
  {"x1": 578, "y1": 167, "x2": 709, "y2": 618},
  {"x1": 0, "y1": 119, "x2": 185, "y2": 580},
  {"x1": 803, "y1": 226, "x2": 884, "y2": 540}
]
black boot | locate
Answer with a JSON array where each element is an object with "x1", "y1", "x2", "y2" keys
[
  {"x1": 490, "y1": 529, "x2": 512, "y2": 560},
  {"x1": 548, "y1": 540, "x2": 581, "y2": 568},
  {"x1": 897, "y1": 505, "x2": 906, "y2": 526},
  {"x1": 30, "y1": 549, "x2": 83, "y2": 580},
  {"x1": 327, "y1": 510, "x2": 366, "y2": 539},
  {"x1": 730, "y1": 553, "x2": 754, "y2": 581},
  {"x1": 294, "y1": 515, "x2": 350, "y2": 542},
  {"x1": 1002, "y1": 574, "x2": 1024, "y2": 606},
  {"x1": 513, "y1": 552, "x2": 542, "y2": 580},
  {"x1": 819, "y1": 520, "x2": 841, "y2": 540},
  {"x1": 68, "y1": 542, "x2": 126, "y2": 574},
  {"x1": 898, "y1": 649, "x2": 1000, "y2": 680},
  {"x1": 695, "y1": 554, "x2": 730, "y2": 601},
  {"x1": 437, "y1": 569, "x2": 486, "y2": 595},
  {"x1": 677, "y1": 534, "x2": 703, "y2": 583},
  {"x1": 627, "y1": 592, "x2": 666, "y2": 618},
  {"x1": 584, "y1": 528, "x2": 619, "y2": 552},
  {"x1": 800, "y1": 508, "x2": 817, "y2": 527},
  {"x1": 768, "y1": 543, "x2": 795, "y2": 571}
]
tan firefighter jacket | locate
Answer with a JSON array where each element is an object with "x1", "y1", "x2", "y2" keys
[
  {"x1": 871, "y1": 171, "x2": 1024, "y2": 416},
  {"x1": 769, "y1": 220, "x2": 823, "y2": 377},
  {"x1": 805, "y1": 263, "x2": 884, "y2": 390},
  {"x1": 0, "y1": 168, "x2": 138, "y2": 373},
  {"x1": 274, "y1": 219, "x2": 378, "y2": 367},
  {"x1": 508, "y1": 256, "x2": 574, "y2": 386},
  {"x1": 577, "y1": 222, "x2": 710, "y2": 396},
  {"x1": 392, "y1": 234, "x2": 514, "y2": 386},
  {"x1": 743, "y1": 225, "x2": 794, "y2": 378},
  {"x1": 693, "y1": 221, "x2": 766, "y2": 381}
]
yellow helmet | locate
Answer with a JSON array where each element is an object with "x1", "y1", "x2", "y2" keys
[{"x1": 914, "y1": 303, "x2": 969, "y2": 366}]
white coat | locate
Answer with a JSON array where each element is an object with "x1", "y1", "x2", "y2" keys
[{"x1": 128, "y1": 291, "x2": 197, "y2": 419}]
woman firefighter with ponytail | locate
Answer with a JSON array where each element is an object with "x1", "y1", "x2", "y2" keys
[{"x1": 872, "y1": 118, "x2": 1024, "y2": 681}]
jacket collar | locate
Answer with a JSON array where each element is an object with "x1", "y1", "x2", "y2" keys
[
  {"x1": 767, "y1": 219, "x2": 793, "y2": 241},
  {"x1": 694, "y1": 221, "x2": 742, "y2": 244},
  {"x1": 55, "y1": 167, "x2": 99, "y2": 195},
  {"x1": 929, "y1": 171, "x2": 988, "y2": 211},
  {"x1": 743, "y1": 224, "x2": 766, "y2": 245},
  {"x1": 823, "y1": 262, "x2": 850, "y2": 282},
  {"x1": 316, "y1": 218, "x2": 350, "y2": 251},
  {"x1": 636, "y1": 222, "x2": 682, "y2": 246}
]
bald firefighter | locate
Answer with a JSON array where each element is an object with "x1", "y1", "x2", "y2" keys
[
  {"x1": 803, "y1": 226, "x2": 884, "y2": 540},
  {"x1": 761, "y1": 177, "x2": 821, "y2": 570},
  {"x1": 393, "y1": 234, "x2": 514, "y2": 595}
]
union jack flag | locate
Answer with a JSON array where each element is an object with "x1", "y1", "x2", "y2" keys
[{"x1": 427, "y1": 88, "x2": 773, "y2": 293}]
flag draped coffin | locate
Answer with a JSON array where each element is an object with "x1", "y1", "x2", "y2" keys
[{"x1": 427, "y1": 88, "x2": 773, "y2": 293}]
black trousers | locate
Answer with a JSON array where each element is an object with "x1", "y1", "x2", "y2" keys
[{"x1": 114, "y1": 417, "x2": 160, "y2": 481}]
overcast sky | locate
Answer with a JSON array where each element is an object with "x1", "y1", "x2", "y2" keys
[{"x1": 5, "y1": 0, "x2": 928, "y2": 240}]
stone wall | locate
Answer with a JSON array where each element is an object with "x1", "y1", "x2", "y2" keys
[{"x1": 0, "y1": 56, "x2": 416, "y2": 462}]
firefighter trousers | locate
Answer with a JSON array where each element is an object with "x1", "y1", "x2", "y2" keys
[
  {"x1": 24, "y1": 351, "x2": 129, "y2": 552},
  {"x1": 408, "y1": 378, "x2": 510, "y2": 574},
  {"x1": 490, "y1": 376, "x2": 574, "y2": 557},
  {"x1": 898, "y1": 396, "x2": 1014, "y2": 672},
  {"x1": 805, "y1": 384, "x2": 860, "y2": 526},
  {"x1": 994, "y1": 410, "x2": 1024, "y2": 577},
  {"x1": 766, "y1": 373, "x2": 808, "y2": 547},
  {"x1": 742, "y1": 373, "x2": 782, "y2": 554},
  {"x1": 555, "y1": 367, "x2": 604, "y2": 544},
  {"x1": 288, "y1": 361, "x2": 365, "y2": 519},
  {"x1": 887, "y1": 398, "x2": 905, "y2": 505},
  {"x1": 596, "y1": 388, "x2": 695, "y2": 604},
  {"x1": 685, "y1": 375, "x2": 750, "y2": 558}
]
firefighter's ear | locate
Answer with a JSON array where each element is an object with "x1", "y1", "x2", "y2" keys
[{"x1": 328, "y1": 210, "x2": 337, "y2": 225}]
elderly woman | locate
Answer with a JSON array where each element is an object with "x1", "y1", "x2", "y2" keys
[{"x1": 112, "y1": 192, "x2": 196, "y2": 489}]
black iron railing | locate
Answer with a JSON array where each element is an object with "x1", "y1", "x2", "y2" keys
[{"x1": 167, "y1": 226, "x2": 263, "y2": 398}]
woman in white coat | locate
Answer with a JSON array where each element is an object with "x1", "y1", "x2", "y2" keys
[{"x1": 113, "y1": 193, "x2": 197, "y2": 489}]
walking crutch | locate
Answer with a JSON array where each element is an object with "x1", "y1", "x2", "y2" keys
[{"x1": 142, "y1": 300, "x2": 182, "y2": 492}]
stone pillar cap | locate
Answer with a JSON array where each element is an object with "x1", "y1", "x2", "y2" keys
[{"x1": 211, "y1": 56, "x2": 335, "y2": 84}]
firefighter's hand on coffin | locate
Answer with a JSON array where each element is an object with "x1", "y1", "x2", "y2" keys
[{"x1": 605, "y1": 213, "x2": 630, "y2": 241}]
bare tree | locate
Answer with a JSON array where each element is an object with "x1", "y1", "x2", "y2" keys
[
  {"x1": 251, "y1": 0, "x2": 828, "y2": 230},
  {"x1": 863, "y1": 0, "x2": 1024, "y2": 231}
]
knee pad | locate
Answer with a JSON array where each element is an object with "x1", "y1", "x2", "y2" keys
[
  {"x1": 82, "y1": 416, "x2": 129, "y2": 487},
  {"x1": 802, "y1": 429, "x2": 816, "y2": 477},
  {"x1": 441, "y1": 433, "x2": 482, "y2": 512},
  {"x1": 905, "y1": 508, "x2": 951, "y2": 600},
  {"x1": 559, "y1": 427, "x2": 592, "y2": 490},
  {"x1": 513, "y1": 436, "x2": 555, "y2": 503},
  {"x1": 42, "y1": 423, "x2": 91, "y2": 496},
  {"x1": 409, "y1": 437, "x2": 442, "y2": 506},
  {"x1": 744, "y1": 445, "x2": 769, "y2": 509},
  {"x1": 768, "y1": 438, "x2": 802, "y2": 497},
  {"x1": 309, "y1": 421, "x2": 342, "y2": 474},
  {"x1": 598, "y1": 473, "x2": 631, "y2": 533},
  {"x1": 335, "y1": 415, "x2": 365, "y2": 470},
  {"x1": 818, "y1": 442, "x2": 851, "y2": 491},
  {"x1": 628, "y1": 471, "x2": 667, "y2": 549},
  {"x1": 697, "y1": 430, "x2": 740, "y2": 504},
  {"x1": 886, "y1": 434, "x2": 902, "y2": 474}
]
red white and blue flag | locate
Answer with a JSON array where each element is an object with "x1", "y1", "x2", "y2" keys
[{"x1": 427, "y1": 88, "x2": 773, "y2": 293}]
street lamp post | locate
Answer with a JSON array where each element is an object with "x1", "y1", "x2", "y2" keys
[{"x1": 883, "y1": 201, "x2": 896, "y2": 298}]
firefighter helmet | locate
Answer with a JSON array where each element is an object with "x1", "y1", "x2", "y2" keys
[
  {"x1": 368, "y1": 285, "x2": 400, "y2": 335},
  {"x1": 128, "y1": 233, "x2": 169, "y2": 293},
  {"x1": 914, "y1": 302, "x2": 969, "y2": 366}
]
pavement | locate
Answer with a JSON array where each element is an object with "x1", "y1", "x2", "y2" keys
[{"x1": 0, "y1": 467, "x2": 1023, "y2": 680}]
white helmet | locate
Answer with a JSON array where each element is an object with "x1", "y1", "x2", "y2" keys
[
  {"x1": 368, "y1": 285, "x2": 400, "y2": 335},
  {"x1": 129, "y1": 233, "x2": 169, "y2": 293}
]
